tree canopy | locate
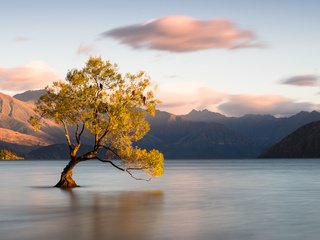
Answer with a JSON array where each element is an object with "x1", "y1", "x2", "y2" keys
[{"x1": 31, "y1": 56, "x2": 164, "y2": 187}]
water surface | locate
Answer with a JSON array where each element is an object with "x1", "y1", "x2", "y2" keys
[{"x1": 1, "y1": 159, "x2": 320, "y2": 240}]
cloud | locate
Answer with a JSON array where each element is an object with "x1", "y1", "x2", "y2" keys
[
  {"x1": 0, "y1": 62, "x2": 60, "y2": 92},
  {"x1": 281, "y1": 74, "x2": 319, "y2": 86},
  {"x1": 218, "y1": 94, "x2": 316, "y2": 116},
  {"x1": 155, "y1": 81, "x2": 226, "y2": 114},
  {"x1": 15, "y1": 36, "x2": 29, "y2": 42},
  {"x1": 156, "y1": 81, "x2": 317, "y2": 116},
  {"x1": 77, "y1": 43, "x2": 94, "y2": 55},
  {"x1": 102, "y1": 15, "x2": 262, "y2": 52}
]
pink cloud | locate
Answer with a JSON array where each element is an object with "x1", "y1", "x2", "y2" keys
[
  {"x1": 155, "y1": 81, "x2": 226, "y2": 114},
  {"x1": 218, "y1": 95, "x2": 316, "y2": 116},
  {"x1": 102, "y1": 16, "x2": 262, "y2": 52},
  {"x1": 155, "y1": 81, "x2": 317, "y2": 116},
  {"x1": 0, "y1": 62, "x2": 60, "y2": 92}
]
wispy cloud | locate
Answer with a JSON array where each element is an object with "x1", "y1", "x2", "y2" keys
[
  {"x1": 156, "y1": 81, "x2": 317, "y2": 116},
  {"x1": 218, "y1": 94, "x2": 316, "y2": 116},
  {"x1": 0, "y1": 62, "x2": 60, "y2": 92},
  {"x1": 156, "y1": 81, "x2": 226, "y2": 114},
  {"x1": 281, "y1": 74, "x2": 319, "y2": 86},
  {"x1": 77, "y1": 43, "x2": 94, "y2": 55},
  {"x1": 14, "y1": 36, "x2": 30, "y2": 42},
  {"x1": 102, "y1": 16, "x2": 262, "y2": 52}
]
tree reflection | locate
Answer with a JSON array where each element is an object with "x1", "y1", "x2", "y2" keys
[{"x1": 59, "y1": 189, "x2": 164, "y2": 240}]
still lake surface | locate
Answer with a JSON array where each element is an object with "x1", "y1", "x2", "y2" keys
[{"x1": 1, "y1": 159, "x2": 320, "y2": 240}]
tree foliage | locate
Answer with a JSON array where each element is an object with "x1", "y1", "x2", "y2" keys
[
  {"x1": 0, "y1": 149, "x2": 23, "y2": 160},
  {"x1": 31, "y1": 56, "x2": 164, "y2": 181}
]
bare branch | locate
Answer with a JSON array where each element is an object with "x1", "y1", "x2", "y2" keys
[
  {"x1": 96, "y1": 120, "x2": 110, "y2": 147},
  {"x1": 126, "y1": 169, "x2": 151, "y2": 181},
  {"x1": 75, "y1": 121, "x2": 85, "y2": 145},
  {"x1": 78, "y1": 121, "x2": 85, "y2": 140},
  {"x1": 75, "y1": 123, "x2": 80, "y2": 144},
  {"x1": 97, "y1": 153, "x2": 151, "y2": 181},
  {"x1": 102, "y1": 146, "x2": 121, "y2": 159},
  {"x1": 126, "y1": 167, "x2": 148, "y2": 170},
  {"x1": 96, "y1": 156, "x2": 125, "y2": 171},
  {"x1": 62, "y1": 120, "x2": 73, "y2": 151}
]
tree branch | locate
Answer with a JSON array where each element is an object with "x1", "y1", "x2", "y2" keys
[
  {"x1": 102, "y1": 146, "x2": 121, "y2": 159},
  {"x1": 79, "y1": 121, "x2": 85, "y2": 140},
  {"x1": 96, "y1": 118, "x2": 110, "y2": 148},
  {"x1": 97, "y1": 152, "x2": 151, "y2": 181},
  {"x1": 75, "y1": 121, "x2": 85, "y2": 145},
  {"x1": 77, "y1": 152, "x2": 97, "y2": 162},
  {"x1": 96, "y1": 156, "x2": 125, "y2": 171},
  {"x1": 126, "y1": 169, "x2": 151, "y2": 181},
  {"x1": 62, "y1": 120, "x2": 73, "y2": 151},
  {"x1": 75, "y1": 123, "x2": 80, "y2": 144},
  {"x1": 126, "y1": 167, "x2": 148, "y2": 170}
]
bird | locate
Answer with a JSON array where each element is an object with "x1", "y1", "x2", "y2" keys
[{"x1": 140, "y1": 94, "x2": 146, "y2": 104}]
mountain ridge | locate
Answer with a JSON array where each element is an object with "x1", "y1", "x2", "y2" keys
[
  {"x1": 0, "y1": 92, "x2": 65, "y2": 153},
  {"x1": 1, "y1": 90, "x2": 320, "y2": 159},
  {"x1": 260, "y1": 121, "x2": 320, "y2": 158},
  {"x1": 13, "y1": 89, "x2": 46, "y2": 103}
]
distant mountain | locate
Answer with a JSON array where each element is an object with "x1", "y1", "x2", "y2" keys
[
  {"x1": 137, "y1": 117, "x2": 262, "y2": 159},
  {"x1": 146, "y1": 109, "x2": 180, "y2": 125},
  {"x1": 4, "y1": 89, "x2": 320, "y2": 159},
  {"x1": 0, "y1": 128, "x2": 47, "y2": 147},
  {"x1": 31, "y1": 117, "x2": 260, "y2": 159},
  {"x1": 0, "y1": 92, "x2": 64, "y2": 154},
  {"x1": 13, "y1": 89, "x2": 46, "y2": 103},
  {"x1": 182, "y1": 109, "x2": 227, "y2": 122},
  {"x1": 182, "y1": 109, "x2": 320, "y2": 151},
  {"x1": 230, "y1": 111, "x2": 320, "y2": 148},
  {"x1": 260, "y1": 121, "x2": 320, "y2": 158},
  {"x1": 26, "y1": 144, "x2": 94, "y2": 159},
  {"x1": 26, "y1": 143, "x2": 108, "y2": 160},
  {"x1": 0, "y1": 92, "x2": 35, "y2": 126}
]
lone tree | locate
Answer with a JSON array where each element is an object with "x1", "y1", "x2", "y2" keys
[{"x1": 30, "y1": 57, "x2": 164, "y2": 188}]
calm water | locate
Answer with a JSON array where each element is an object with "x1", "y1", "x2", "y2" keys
[{"x1": 1, "y1": 159, "x2": 320, "y2": 240}]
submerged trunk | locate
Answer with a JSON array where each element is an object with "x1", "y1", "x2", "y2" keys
[{"x1": 55, "y1": 158, "x2": 79, "y2": 188}]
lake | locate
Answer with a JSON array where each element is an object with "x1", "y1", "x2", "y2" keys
[{"x1": 1, "y1": 159, "x2": 320, "y2": 240}]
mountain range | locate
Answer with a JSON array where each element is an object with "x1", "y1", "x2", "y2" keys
[
  {"x1": 1, "y1": 89, "x2": 320, "y2": 159},
  {"x1": 0, "y1": 91, "x2": 65, "y2": 154},
  {"x1": 260, "y1": 121, "x2": 320, "y2": 158}
]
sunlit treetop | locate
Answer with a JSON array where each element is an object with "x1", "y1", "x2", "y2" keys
[{"x1": 30, "y1": 56, "x2": 164, "y2": 186}]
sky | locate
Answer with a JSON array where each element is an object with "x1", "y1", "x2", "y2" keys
[{"x1": 0, "y1": 0, "x2": 319, "y2": 116}]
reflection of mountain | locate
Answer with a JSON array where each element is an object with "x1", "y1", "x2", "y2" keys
[
  {"x1": 2, "y1": 90, "x2": 320, "y2": 159},
  {"x1": 260, "y1": 121, "x2": 320, "y2": 158}
]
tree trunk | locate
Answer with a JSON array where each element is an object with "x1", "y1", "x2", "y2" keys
[{"x1": 55, "y1": 159, "x2": 79, "y2": 188}]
